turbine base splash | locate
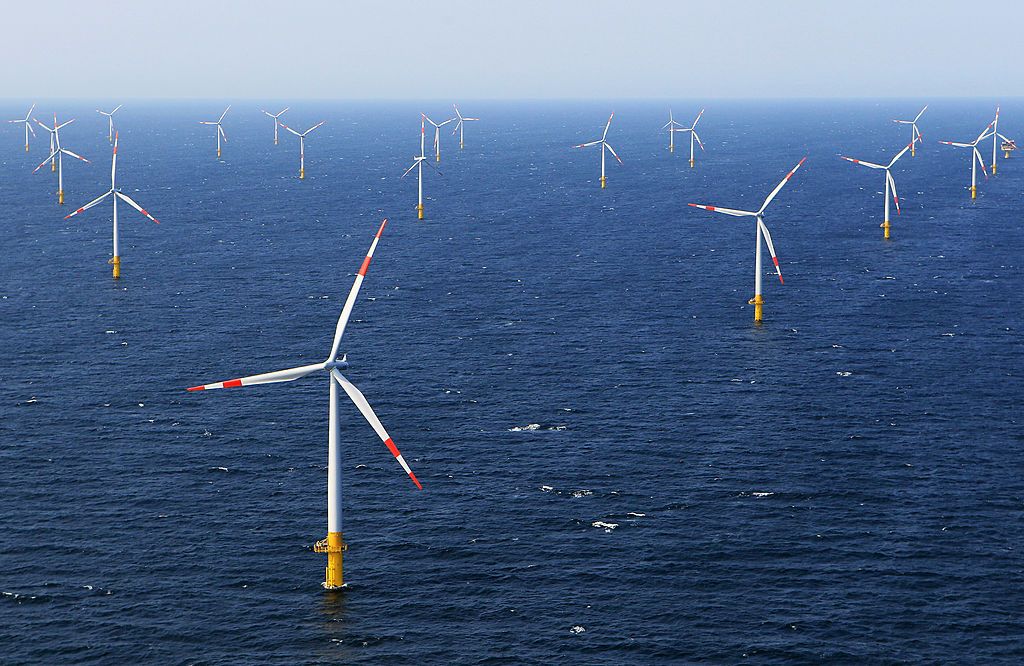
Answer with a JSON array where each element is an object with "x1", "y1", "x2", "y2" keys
[
  {"x1": 315, "y1": 532, "x2": 347, "y2": 589},
  {"x1": 749, "y1": 294, "x2": 764, "y2": 324}
]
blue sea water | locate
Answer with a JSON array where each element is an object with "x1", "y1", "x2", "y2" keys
[{"x1": 0, "y1": 99, "x2": 1022, "y2": 664}]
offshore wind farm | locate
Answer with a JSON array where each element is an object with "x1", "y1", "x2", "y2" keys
[{"x1": 1, "y1": 1, "x2": 1023, "y2": 664}]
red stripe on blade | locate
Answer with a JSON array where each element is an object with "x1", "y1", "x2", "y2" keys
[
  {"x1": 376, "y1": 219, "x2": 388, "y2": 238},
  {"x1": 384, "y1": 438, "x2": 400, "y2": 458},
  {"x1": 223, "y1": 379, "x2": 243, "y2": 388},
  {"x1": 408, "y1": 471, "x2": 423, "y2": 490},
  {"x1": 186, "y1": 385, "x2": 206, "y2": 391},
  {"x1": 358, "y1": 256, "x2": 372, "y2": 276}
]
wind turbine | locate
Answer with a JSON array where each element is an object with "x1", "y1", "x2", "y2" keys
[
  {"x1": 279, "y1": 120, "x2": 325, "y2": 179},
  {"x1": 688, "y1": 157, "x2": 807, "y2": 324},
  {"x1": 35, "y1": 118, "x2": 57, "y2": 171},
  {"x1": 840, "y1": 141, "x2": 914, "y2": 240},
  {"x1": 33, "y1": 114, "x2": 90, "y2": 205},
  {"x1": 199, "y1": 106, "x2": 230, "y2": 158},
  {"x1": 96, "y1": 105, "x2": 122, "y2": 143},
  {"x1": 424, "y1": 114, "x2": 455, "y2": 162},
  {"x1": 939, "y1": 121, "x2": 994, "y2": 200},
  {"x1": 987, "y1": 106, "x2": 1016, "y2": 174},
  {"x1": 892, "y1": 105, "x2": 927, "y2": 157},
  {"x1": 402, "y1": 115, "x2": 440, "y2": 220},
  {"x1": 677, "y1": 108, "x2": 705, "y2": 167},
  {"x1": 451, "y1": 104, "x2": 479, "y2": 149},
  {"x1": 63, "y1": 132, "x2": 160, "y2": 279},
  {"x1": 185, "y1": 219, "x2": 422, "y2": 590},
  {"x1": 7, "y1": 104, "x2": 35, "y2": 152},
  {"x1": 661, "y1": 110, "x2": 685, "y2": 153},
  {"x1": 573, "y1": 113, "x2": 622, "y2": 189},
  {"x1": 261, "y1": 107, "x2": 289, "y2": 145}
]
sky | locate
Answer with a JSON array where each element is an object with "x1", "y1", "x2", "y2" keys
[{"x1": 3, "y1": 0, "x2": 1022, "y2": 100}]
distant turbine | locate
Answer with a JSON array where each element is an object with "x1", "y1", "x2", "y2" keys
[
  {"x1": 261, "y1": 107, "x2": 289, "y2": 145},
  {"x1": 840, "y1": 141, "x2": 914, "y2": 240},
  {"x1": 7, "y1": 104, "x2": 36, "y2": 152},
  {"x1": 892, "y1": 105, "x2": 927, "y2": 157},
  {"x1": 64, "y1": 132, "x2": 160, "y2": 279},
  {"x1": 185, "y1": 219, "x2": 422, "y2": 590},
  {"x1": 573, "y1": 113, "x2": 622, "y2": 189},
  {"x1": 279, "y1": 120, "x2": 325, "y2": 179},
  {"x1": 939, "y1": 121, "x2": 994, "y2": 199},
  {"x1": 33, "y1": 113, "x2": 90, "y2": 205},
  {"x1": 661, "y1": 109, "x2": 685, "y2": 153},
  {"x1": 688, "y1": 158, "x2": 807, "y2": 324},
  {"x1": 676, "y1": 108, "x2": 705, "y2": 168},
  {"x1": 424, "y1": 114, "x2": 455, "y2": 162},
  {"x1": 96, "y1": 105, "x2": 122, "y2": 143},
  {"x1": 451, "y1": 104, "x2": 479, "y2": 150},
  {"x1": 987, "y1": 106, "x2": 1016, "y2": 173},
  {"x1": 199, "y1": 106, "x2": 231, "y2": 158},
  {"x1": 402, "y1": 115, "x2": 441, "y2": 220}
]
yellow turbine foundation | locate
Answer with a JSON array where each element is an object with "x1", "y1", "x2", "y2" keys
[
  {"x1": 689, "y1": 158, "x2": 695, "y2": 168},
  {"x1": 58, "y1": 190, "x2": 64, "y2": 205},
  {"x1": 51, "y1": 161, "x2": 56, "y2": 172},
  {"x1": 110, "y1": 256, "x2": 121, "y2": 279},
  {"x1": 992, "y1": 163, "x2": 997, "y2": 175},
  {"x1": 25, "y1": 144, "x2": 29, "y2": 153},
  {"x1": 1004, "y1": 150, "x2": 1010, "y2": 158},
  {"x1": 670, "y1": 145, "x2": 674, "y2": 153},
  {"x1": 749, "y1": 294, "x2": 764, "y2": 323},
  {"x1": 417, "y1": 203, "x2": 424, "y2": 220},
  {"x1": 300, "y1": 168, "x2": 305, "y2": 180},
  {"x1": 315, "y1": 532, "x2": 347, "y2": 589},
  {"x1": 911, "y1": 145, "x2": 916, "y2": 157},
  {"x1": 217, "y1": 148, "x2": 221, "y2": 158},
  {"x1": 971, "y1": 185, "x2": 977, "y2": 200},
  {"x1": 600, "y1": 176, "x2": 606, "y2": 189},
  {"x1": 882, "y1": 220, "x2": 891, "y2": 240}
]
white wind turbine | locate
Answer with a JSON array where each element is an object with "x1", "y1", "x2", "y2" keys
[
  {"x1": 261, "y1": 107, "x2": 289, "y2": 145},
  {"x1": 677, "y1": 108, "x2": 705, "y2": 167},
  {"x1": 424, "y1": 114, "x2": 455, "y2": 162},
  {"x1": 939, "y1": 121, "x2": 994, "y2": 200},
  {"x1": 987, "y1": 106, "x2": 1015, "y2": 174},
  {"x1": 199, "y1": 105, "x2": 231, "y2": 158},
  {"x1": 279, "y1": 120, "x2": 325, "y2": 179},
  {"x1": 402, "y1": 115, "x2": 440, "y2": 220},
  {"x1": 661, "y1": 110, "x2": 685, "y2": 152},
  {"x1": 96, "y1": 105, "x2": 122, "y2": 143},
  {"x1": 451, "y1": 104, "x2": 479, "y2": 150},
  {"x1": 186, "y1": 219, "x2": 422, "y2": 590},
  {"x1": 7, "y1": 104, "x2": 35, "y2": 152},
  {"x1": 688, "y1": 157, "x2": 807, "y2": 324},
  {"x1": 840, "y1": 141, "x2": 914, "y2": 240},
  {"x1": 63, "y1": 132, "x2": 160, "y2": 279},
  {"x1": 892, "y1": 105, "x2": 927, "y2": 157},
  {"x1": 33, "y1": 113, "x2": 90, "y2": 205},
  {"x1": 574, "y1": 113, "x2": 622, "y2": 189}
]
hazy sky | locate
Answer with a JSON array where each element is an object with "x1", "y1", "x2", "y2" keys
[{"x1": 3, "y1": 0, "x2": 1021, "y2": 100}]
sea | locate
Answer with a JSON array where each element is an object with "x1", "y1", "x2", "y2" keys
[{"x1": 1, "y1": 100, "x2": 1022, "y2": 664}]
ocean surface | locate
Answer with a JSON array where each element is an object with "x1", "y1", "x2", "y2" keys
[{"x1": 1, "y1": 100, "x2": 1022, "y2": 664}]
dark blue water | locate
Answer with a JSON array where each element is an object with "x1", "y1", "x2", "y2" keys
[{"x1": 1, "y1": 100, "x2": 1022, "y2": 664}]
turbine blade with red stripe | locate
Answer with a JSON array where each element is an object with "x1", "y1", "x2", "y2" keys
[
  {"x1": 757, "y1": 218, "x2": 784, "y2": 284},
  {"x1": 886, "y1": 171, "x2": 901, "y2": 215},
  {"x1": 327, "y1": 219, "x2": 388, "y2": 361},
  {"x1": 186, "y1": 362, "x2": 325, "y2": 391},
  {"x1": 32, "y1": 150, "x2": 59, "y2": 173},
  {"x1": 62, "y1": 149, "x2": 90, "y2": 164},
  {"x1": 64, "y1": 190, "x2": 112, "y2": 220},
  {"x1": 605, "y1": 142, "x2": 623, "y2": 164},
  {"x1": 602, "y1": 113, "x2": 614, "y2": 140},
  {"x1": 840, "y1": 156, "x2": 884, "y2": 169},
  {"x1": 887, "y1": 141, "x2": 914, "y2": 168},
  {"x1": 688, "y1": 203, "x2": 757, "y2": 217},
  {"x1": 115, "y1": 192, "x2": 160, "y2": 224},
  {"x1": 331, "y1": 369, "x2": 422, "y2": 490},
  {"x1": 758, "y1": 157, "x2": 807, "y2": 214}
]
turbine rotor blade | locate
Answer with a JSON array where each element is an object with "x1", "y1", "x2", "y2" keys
[
  {"x1": 328, "y1": 219, "x2": 388, "y2": 361},
  {"x1": 64, "y1": 190, "x2": 112, "y2": 220},
  {"x1": 687, "y1": 203, "x2": 757, "y2": 217},
  {"x1": 116, "y1": 191, "x2": 160, "y2": 224},
  {"x1": 757, "y1": 218, "x2": 784, "y2": 284},
  {"x1": 758, "y1": 157, "x2": 807, "y2": 214},
  {"x1": 187, "y1": 362, "x2": 325, "y2": 391}
]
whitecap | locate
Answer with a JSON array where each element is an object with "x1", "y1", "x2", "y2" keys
[{"x1": 592, "y1": 521, "x2": 618, "y2": 531}]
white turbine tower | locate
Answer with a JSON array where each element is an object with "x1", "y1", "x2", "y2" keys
[
  {"x1": 186, "y1": 219, "x2": 422, "y2": 590},
  {"x1": 892, "y1": 105, "x2": 927, "y2": 157},
  {"x1": 661, "y1": 110, "x2": 685, "y2": 153},
  {"x1": 261, "y1": 107, "x2": 289, "y2": 145},
  {"x1": 688, "y1": 157, "x2": 807, "y2": 324},
  {"x1": 424, "y1": 114, "x2": 455, "y2": 162},
  {"x1": 63, "y1": 132, "x2": 160, "y2": 279},
  {"x1": 96, "y1": 105, "x2": 122, "y2": 143},
  {"x1": 939, "y1": 121, "x2": 994, "y2": 199},
  {"x1": 573, "y1": 113, "x2": 622, "y2": 189},
  {"x1": 677, "y1": 108, "x2": 705, "y2": 167},
  {"x1": 33, "y1": 114, "x2": 90, "y2": 205},
  {"x1": 402, "y1": 115, "x2": 440, "y2": 220},
  {"x1": 451, "y1": 104, "x2": 479, "y2": 150},
  {"x1": 199, "y1": 106, "x2": 231, "y2": 158},
  {"x1": 840, "y1": 141, "x2": 914, "y2": 240},
  {"x1": 7, "y1": 104, "x2": 36, "y2": 152},
  {"x1": 279, "y1": 120, "x2": 325, "y2": 179}
]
